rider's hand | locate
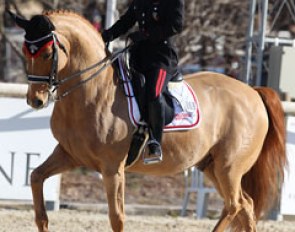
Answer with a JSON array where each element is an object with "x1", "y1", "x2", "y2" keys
[
  {"x1": 128, "y1": 31, "x2": 147, "y2": 44},
  {"x1": 102, "y1": 30, "x2": 112, "y2": 45}
]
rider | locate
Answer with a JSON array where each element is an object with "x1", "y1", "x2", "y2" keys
[{"x1": 102, "y1": 0, "x2": 184, "y2": 163}]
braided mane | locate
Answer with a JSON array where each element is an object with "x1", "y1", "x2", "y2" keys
[{"x1": 43, "y1": 10, "x2": 100, "y2": 35}]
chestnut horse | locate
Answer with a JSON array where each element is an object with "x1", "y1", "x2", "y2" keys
[{"x1": 11, "y1": 10, "x2": 286, "y2": 232}]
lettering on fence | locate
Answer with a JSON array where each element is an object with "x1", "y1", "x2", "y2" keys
[
  {"x1": 0, "y1": 152, "x2": 41, "y2": 186},
  {"x1": 0, "y1": 97, "x2": 60, "y2": 203}
]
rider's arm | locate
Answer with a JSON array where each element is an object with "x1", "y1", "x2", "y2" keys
[
  {"x1": 146, "y1": 0, "x2": 184, "y2": 43},
  {"x1": 102, "y1": 1, "x2": 137, "y2": 43}
]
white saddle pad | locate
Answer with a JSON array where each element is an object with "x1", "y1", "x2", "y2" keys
[{"x1": 118, "y1": 58, "x2": 201, "y2": 132}]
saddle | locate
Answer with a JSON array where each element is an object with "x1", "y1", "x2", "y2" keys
[
  {"x1": 114, "y1": 55, "x2": 201, "y2": 167},
  {"x1": 129, "y1": 65, "x2": 184, "y2": 126}
]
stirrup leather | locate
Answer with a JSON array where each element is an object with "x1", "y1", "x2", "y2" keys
[{"x1": 127, "y1": 125, "x2": 149, "y2": 167}]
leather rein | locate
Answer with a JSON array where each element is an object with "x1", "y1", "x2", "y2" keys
[{"x1": 26, "y1": 31, "x2": 130, "y2": 101}]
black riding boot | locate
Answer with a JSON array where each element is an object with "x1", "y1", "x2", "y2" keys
[
  {"x1": 127, "y1": 124, "x2": 149, "y2": 167},
  {"x1": 144, "y1": 96, "x2": 165, "y2": 164}
]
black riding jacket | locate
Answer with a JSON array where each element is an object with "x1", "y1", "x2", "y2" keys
[{"x1": 106, "y1": 0, "x2": 184, "y2": 73}]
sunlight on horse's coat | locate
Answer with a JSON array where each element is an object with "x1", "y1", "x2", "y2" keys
[{"x1": 9, "y1": 10, "x2": 287, "y2": 232}]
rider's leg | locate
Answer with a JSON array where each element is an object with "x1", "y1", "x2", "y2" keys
[
  {"x1": 144, "y1": 68, "x2": 170, "y2": 163},
  {"x1": 147, "y1": 95, "x2": 164, "y2": 155}
]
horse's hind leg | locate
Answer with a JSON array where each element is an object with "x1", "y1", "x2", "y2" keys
[
  {"x1": 203, "y1": 162, "x2": 237, "y2": 231},
  {"x1": 31, "y1": 144, "x2": 77, "y2": 232},
  {"x1": 216, "y1": 190, "x2": 257, "y2": 232},
  {"x1": 211, "y1": 159, "x2": 259, "y2": 232},
  {"x1": 235, "y1": 191, "x2": 257, "y2": 232},
  {"x1": 210, "y1": 162, "x2": 245, "y2": 232},
  {"x1": 203, "y1": 163, "x2": 230, "y2": 230},
  {"x1": 213, "y1": 191, "x2": 256, "y2": 232},
  {"x1": 203, "y1": 161, "x2": 224, "y2": 198}
]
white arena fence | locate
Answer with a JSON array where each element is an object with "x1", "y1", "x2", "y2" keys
[
  {"x1": 0, "y1": 83, "x2": 27, "y2": 97},
  {"x1": 0, "y1": 83, "x2": 295, "y2": 217},
  {"x1": 1, "y1": 83, "x2": 294, "y2": 113},
  {"x1": 0, "y1": 84, "x2": 59, "y2": 211}
]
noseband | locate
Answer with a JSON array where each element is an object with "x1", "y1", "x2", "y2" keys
[{"x1": 26, "y1": 31, "x2": 130, "y2": 101}]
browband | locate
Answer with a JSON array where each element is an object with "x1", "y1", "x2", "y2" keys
[{"x1": 23, "y1": 32, "x2": 54, "y2": 58}]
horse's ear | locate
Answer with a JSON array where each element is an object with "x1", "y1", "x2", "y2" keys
[{"x1": 7, "y1": 10, "x2": 29, "y2": 30}]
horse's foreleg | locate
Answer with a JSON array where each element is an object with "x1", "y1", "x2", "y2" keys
[
  {"x1": 102, "y1": 163, "x2": 125, "y2": 232},
  {"x1": 31, "y1": 145, "x2": 76, "y2": 232}
]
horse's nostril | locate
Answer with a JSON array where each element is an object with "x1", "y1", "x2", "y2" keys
[{"x1": 33, "y1": 99, "x2": 44, "y2": 108}]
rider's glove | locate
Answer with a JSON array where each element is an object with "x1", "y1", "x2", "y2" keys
[
  {"x1": 102, "y1": 30, "x2": 113, "y2": 45},
  {"x1": 128, "y1": 31, "x2": 147, "y2": 44}
]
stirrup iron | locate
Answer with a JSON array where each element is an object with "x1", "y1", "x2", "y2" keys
[
  {"x1": 143, "y1": 140, "x2": 163, "y2": 165},
  {"x1": 143, "y1": 154, "x2": 163, "y2": 165}
]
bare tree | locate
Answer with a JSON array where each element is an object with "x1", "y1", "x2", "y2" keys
[
  {"x1": 116, "y1": 0, "x2": 250, "y2": 77},
  {"x1": 1, "y1": 0, "x2": 24, "y2": 81},
  {"x1": 1, "y1": 0, "x2": 294, "y2": 82}
]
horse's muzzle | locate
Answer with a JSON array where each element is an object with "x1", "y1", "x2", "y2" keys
[{"x1": 27, "y1": 97, "x2": 47, "y2": 109}]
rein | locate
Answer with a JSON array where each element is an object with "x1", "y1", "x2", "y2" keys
[{"x1": 53, "y1": 45, "x2": 131, "y2": 101}]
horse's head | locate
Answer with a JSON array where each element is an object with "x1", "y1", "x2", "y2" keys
[{"x1": 9, "y1": 11, "x2": 69, "y2": 109}]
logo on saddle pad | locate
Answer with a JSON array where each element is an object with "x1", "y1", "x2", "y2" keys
[{"x1": 118, "y1": 58, "x2": 201, "y2": 132}]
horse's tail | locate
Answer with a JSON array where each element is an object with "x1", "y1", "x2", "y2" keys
[{"x1": 242, "y1": 87, "x2": 287, "y2": 219}]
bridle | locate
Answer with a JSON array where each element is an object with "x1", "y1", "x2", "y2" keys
[
  {"x1": 26, "y1": 31, "x2": 130, "y2": 101},
  {"x1": 26, "y1": 32, "x2": 60, "y2": 88}
]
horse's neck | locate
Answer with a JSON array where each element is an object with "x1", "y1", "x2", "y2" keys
[
  {"x1": 55, "y1": 65, "x2": 116, "y2": 114},
  {"x1": 52, "y1": 18, "x2": 129, "y2": 139},
  {"x1": 52, "y1": 65, "x2": 130, "y2": 147}
]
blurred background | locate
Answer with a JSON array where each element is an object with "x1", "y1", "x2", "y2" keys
[
  {"x1": 2, "y1": 0, "x2": 295, "y2": 86},
  {"x1": 1, "y1": 0, "x2": 295, "y2": 221}
]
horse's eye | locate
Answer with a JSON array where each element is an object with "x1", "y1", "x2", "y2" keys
[{"x1": 43, "y1": 53, "x2": 52, "y2": 60}]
